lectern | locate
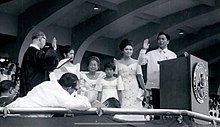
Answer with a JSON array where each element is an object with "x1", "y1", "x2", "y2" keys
[{"x1": 160, "y1": 55, "x2": 209, "y2": 116}]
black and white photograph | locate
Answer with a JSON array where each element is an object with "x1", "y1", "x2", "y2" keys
[{"x1": 0, "y1": 0, "x2": 220, "y2": 126}]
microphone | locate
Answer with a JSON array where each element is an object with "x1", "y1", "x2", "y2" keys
[
  {"x1": 183, "y1": 51, "x2": 189, "y2": 57},
  {"x1": 178, "y1": 51, "x2": 189, "y2": 57},
  {"x1": 55, "y1": 57, "x2": 72, "y2": 69}
]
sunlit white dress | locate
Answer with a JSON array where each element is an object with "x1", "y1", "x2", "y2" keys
[
  {"x1": 80, "y1": 71, "x2": 105, "y2": 106},
  {"x1": 114, "y1": 59, "x2": 146, "y2": 121},
  {"x1": 96, "y1": 76, "x2": 124, "y2": 103}
]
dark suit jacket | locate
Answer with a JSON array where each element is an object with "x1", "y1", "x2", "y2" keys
[{"x1": 20, "y1": 46, "x2": 59, "y2": 97}]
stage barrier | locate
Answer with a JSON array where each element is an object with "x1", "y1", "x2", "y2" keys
[{"x1": 0, "y1": 107, "x2": 219, "y2": 127}]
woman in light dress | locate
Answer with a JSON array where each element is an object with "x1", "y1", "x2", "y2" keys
[
  {"x1": 114, "y1": 39, "x2": 147, "y2": 121},
  {"x1": 50, "y1": 45, "x2": 80, "y2": 81},
  {"x1": 97, "y1": 62, "x2": 124, "y2": 106},
  {"x1": 79, "y1": 56, "x2": 105, "y2": 107}
]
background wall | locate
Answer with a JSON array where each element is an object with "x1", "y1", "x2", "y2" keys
[
  {"x1": 87, "y1": 37, "x2": 117, "y2": 56},
  {"x1": 43, "y1": 24, "x2": 72, "y2": 46},
  {"x1": 0, "y1": 12, "x2": 17, "y2": 62},
  {"x1": 0, "y1": 12, "x2": 17, "y2": 36}
]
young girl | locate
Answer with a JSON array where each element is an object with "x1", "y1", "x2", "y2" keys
[{"x1": 97, "y1": 62, "x2": 124, "y2": 107}]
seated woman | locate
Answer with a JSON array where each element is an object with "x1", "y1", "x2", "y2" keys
[
  {"x1": 79, "y1": 56, "x2": 105, "y2": 107},
  {"x1": 0, "y1": 80, "x2": 18, "y2": 107},
  {"x1": 50, "y1": 45, "x2": 80, "y2": 81}
]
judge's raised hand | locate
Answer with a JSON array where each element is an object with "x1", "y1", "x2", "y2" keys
[
  {"x1": 143, "y1": 38, "x2": 150, "y2": 50},
  {"x1": 52, "y1": 37, "x2": 57, "y2": 50}
]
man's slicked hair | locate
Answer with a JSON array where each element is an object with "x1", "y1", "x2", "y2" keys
[
  {"x1": 157, "y1": 32, "x2": 170, "y2": 41},
  {"x1": 58, "y1": 73, "x2": 78, "y2": 88}
]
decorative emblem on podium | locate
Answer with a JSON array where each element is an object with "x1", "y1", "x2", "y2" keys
[{"x1": 193, "y1": 62, "x2": 208, "y2": 104}]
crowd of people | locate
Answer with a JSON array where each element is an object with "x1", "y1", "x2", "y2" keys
[
  {"x1": 0, "y1": 60, "x2": 19, "y2": 82},
  {"x1": 0, "y1": 59, "x2": 20, "y2": 105},
  {"x1": 2, "y1": 30, "x2": 215, "y2": 120},
  {"x1": 209, "y1": 94, "x2": 220, "y2": 118}
]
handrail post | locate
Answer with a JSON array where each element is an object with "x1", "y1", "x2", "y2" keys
[
  {"x1": 3, "y1": 107, "x2": 10, "y2": 118},
  {"x1": 212, "y1": 118, "x2": 217, "y2": 127},
  {"x1": 176, "y1": 113, "x2": 183, "y2": 124}
]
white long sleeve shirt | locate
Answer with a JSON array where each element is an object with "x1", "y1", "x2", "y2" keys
[
  {"x1": 7, "y1": 81, "x2": 91, "y2": 110},
  {"x1": 138, "y1": 48, "x2": 177, "y2": 89}
]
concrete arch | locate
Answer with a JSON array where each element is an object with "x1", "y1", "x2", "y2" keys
[{"x1": 18, "y1": 0, "x2": 84, "y2": 65}]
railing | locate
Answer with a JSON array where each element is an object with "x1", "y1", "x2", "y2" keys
[{"x1": 1, "y1": 107, "x2": 220, "y2": 123}]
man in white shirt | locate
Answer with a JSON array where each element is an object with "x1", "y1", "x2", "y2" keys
[
  {"x1": 138, "y1": 32, "x2": 177, "y2": 109},
  {"x1": 7, "y1": 73, "x2": 91, "y2": 111}
]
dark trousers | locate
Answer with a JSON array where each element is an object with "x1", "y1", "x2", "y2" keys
[
  {"x1": 151, "y1": 88, "x2": 160, "y2": 109},
  {"x1": 150, "y1": 88, "x2": 160, "y2": 119}
]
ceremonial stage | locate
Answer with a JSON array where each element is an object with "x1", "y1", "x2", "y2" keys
[
  {"x1": 0, "y1": 55, "x2": 214, "y2": 127},
  {"x1": 0, "y1": 107, "x2": 219, "y2": 127}
]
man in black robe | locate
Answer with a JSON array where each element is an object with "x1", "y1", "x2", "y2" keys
[{"x1": 19, "y1": 31, "x2": 59, "y2": 97}]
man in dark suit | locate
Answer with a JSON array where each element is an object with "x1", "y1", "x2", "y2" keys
[{"x1": 19, "y1": 31, "x2": 59, "y2": 97}]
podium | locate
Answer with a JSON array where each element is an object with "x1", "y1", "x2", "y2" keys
[{"x1": 160, "y1": 55, "x2": 209, "y2": 116}]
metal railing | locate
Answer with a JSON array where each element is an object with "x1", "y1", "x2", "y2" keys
[{"x1": 1, "y1": 107, "x2": 220, "y2": 123}]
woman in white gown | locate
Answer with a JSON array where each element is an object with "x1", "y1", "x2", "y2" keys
[
  {"x1": 80, "y1": 56, "x2": 105, "y2": 107},
  {"x1": 50, "y1": 45, "x2": 80, "y2": 81},
  {"x1": 114, "y1": 39, "x2": 147, "y2": 121}
]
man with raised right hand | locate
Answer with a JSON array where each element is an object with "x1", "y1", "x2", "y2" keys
[{"x1": 138, "y1": 32, "x2": 177, "y2": 109}]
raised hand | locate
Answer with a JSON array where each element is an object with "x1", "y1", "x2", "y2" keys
[
  {"x1": 143, "y1": 38, "x2": 150, "y2": 50},
  {"x1": 52, "y1": 37, "x2": 57, "y2": 50}
]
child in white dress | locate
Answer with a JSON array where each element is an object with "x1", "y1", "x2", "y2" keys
[{"x1": 97, "y1": 63, "x2": 124, "y2": 107}]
